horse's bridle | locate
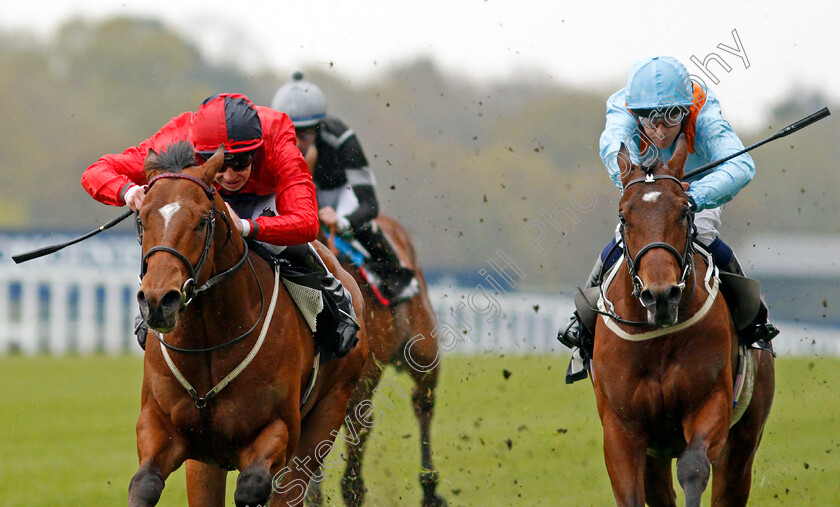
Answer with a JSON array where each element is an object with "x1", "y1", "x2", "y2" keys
[
  {"x1": 620, "y1": 172, "x2": 696, "y2": 301},
  {"x1": 136, "y1": 172, "x2": 261, "y2": 354},
  {"x1": 139, "y1": 173, "x2": 242, "y2": 305}
]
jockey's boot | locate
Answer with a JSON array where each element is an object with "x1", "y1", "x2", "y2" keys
[
  {"x1": 355, "y1": 221, "x2": 401, "y2": 265},
  {"x1": 134, "y1": 314, "x2": 148, "y2": 350},
  {"x1": 557, "y1": 254, "x2": 603, "y2": 353},
  {"x1": 720, "y1": 254, "x2": 780, "y2": 345},
  {"x1": 280, "y1": 244, "x2": 361, "y2": 358},
  {"x1": 560, "y1": 255, "x2": 603, "y2": 383},
  {"x1": 355, "y1": 222, "x2": 417, "y2": 302}
]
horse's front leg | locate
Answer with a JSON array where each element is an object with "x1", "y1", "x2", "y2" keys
[
  {"x1": 678, "y1": 388, "x2": 731, "y2": 507},
  {"x1": 129, "y1": 403, "x2": 189, "y2": 507},
  {"x1": 186, "y1": 459, "x2": 228, "y2": 507},
  {"x1": 233, "y1": 418, "x2": 293, "y2": 507},
  {"x1": 600, "y1": 408, "x2": 648, "y2": 507}
]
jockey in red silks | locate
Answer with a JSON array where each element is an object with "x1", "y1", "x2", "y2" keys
[
  {"x1": 82, "y1": 93, "x2": 360, "y2": 357},
  {"x1": 558, "y1": 57, "x2": 778, "y2": 383}
]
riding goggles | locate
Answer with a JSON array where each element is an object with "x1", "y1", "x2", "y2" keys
[
  {"x1": 632, "y1": 107, "x2": 688, "y2": 129},
  {"x1": 198, "y1": 151, "x2": 254, "y2": 172}
]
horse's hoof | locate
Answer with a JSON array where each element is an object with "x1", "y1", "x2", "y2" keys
[
  {"x1": 234, "y1": 466, "x2": 272, "y2": 507},
  {"x1": 422, "y1": 493, "x2": 448, "y2": 507},
  {"x1": 128, "y1": 468, "x2": 164, "y2": 506},
  {"x1": 304, "y1": 480, "x2": 324, "y2": 506}
]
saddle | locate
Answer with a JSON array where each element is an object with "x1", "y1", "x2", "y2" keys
[{"x1": 246, "y1": 240, "x2": 337, "y2": 365}]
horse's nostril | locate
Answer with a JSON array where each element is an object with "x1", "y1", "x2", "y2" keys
[
  {"x1": 640, "y1": 289, "x2": 656, "y2": 308},
  {"x1": 137, "y1": 291, "x2": 149, "y2": 314},
  {"x1": 667, "y1": 285, "x2": 683, "y2": 304},
  {"x1": 160, "y1": 290, "x2": 183, "y2": 313}
]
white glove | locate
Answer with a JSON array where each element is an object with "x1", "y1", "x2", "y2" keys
[
  {"x1": 240, "y1": 219, "x2": 252, "y2": 238},
  {"x1": 336, "y1": 216, "x2": 351, "y2": 233},
  {"x1": 124, "y1": 185, "x2": 146, "y2": 212}
]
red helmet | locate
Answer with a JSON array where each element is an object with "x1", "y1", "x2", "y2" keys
[{"x1": 191, "y1": 93, "x2": 264, "y2": 156}]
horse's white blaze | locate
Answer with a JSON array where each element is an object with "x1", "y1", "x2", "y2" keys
[
  {"x1": 642, "y1": 191, "x2": 661, "y2": 202},
  {"x1": 159, "y1": 201, "x2": 182, "y2": 232}
]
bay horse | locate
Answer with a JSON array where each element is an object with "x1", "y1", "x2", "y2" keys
[
  {"x1": 592, "y1": 136, "x2": 774, "y2": 506},
  {"x1": 306, "y1": 216, "x2": 446, "y2": 507},
  {"x1": 130, "y1": 142, "x2": 368, "y2": 507}
]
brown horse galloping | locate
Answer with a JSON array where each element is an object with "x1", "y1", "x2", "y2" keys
[
  {"x1": 130, "y1": 143, "x2": 368, "y2": 507},
  {"x1": 592, "y1": 136, "x2": 774, "y2": 506},
  {"x1": 307, "y1": 216, "x2": 446, "y2": 506}
]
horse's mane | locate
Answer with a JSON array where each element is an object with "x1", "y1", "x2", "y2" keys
[{"x1": 146, "y1": 140, "x2": 197, "y2": 173}]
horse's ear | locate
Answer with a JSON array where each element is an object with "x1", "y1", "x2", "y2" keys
[
  {"x1": 144, "y1": 148, "x2": 165, "y2": 180},
  {"x1": 198, "y1": 145, "x2": 225, "y2": 184},
  {"x1": 616, "y1": 143, "x2": 638, "y2": 187},
  {"x1": 665, "y1": 134, "x2": 688, "y2": 179}
]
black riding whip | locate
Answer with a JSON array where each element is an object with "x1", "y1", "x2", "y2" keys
[
  {"x1": 12, "y1": 208, "x2": 135, "y2": 264},
  {"x1": 683, "y1": 107, "x2": 831, "y2": 181}
]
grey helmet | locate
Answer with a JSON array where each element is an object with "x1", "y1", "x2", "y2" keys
[{"x1": 271, "y1": 71, "x2": 326, "y2": 128}]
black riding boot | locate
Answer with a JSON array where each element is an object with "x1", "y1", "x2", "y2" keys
[
  {"x1": 354, "y1": 222, "x2": 417, "y2": 302},
  {"x1": 279, "y1": 244, "x2": 361, "y2": 358},
  {"x1": 559, "y1": 254, "x2": 604, "y2": 383},
  {"x1": 557, "y1": 254, "x2": 603, "y2": 354},
  {"x1": 719, "y1": 254, "x2": 780, "y2": 347},
  {"x1": 354, "y1": 221, "x2": 400, "y2": 264}
]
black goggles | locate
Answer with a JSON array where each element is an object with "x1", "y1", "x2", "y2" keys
[
  {"x1": 198, "y1": 151, "x2": 254, "y2": 172},
  {"x1": 631, "y1": 107, "x2": 689, "y2": 128}
]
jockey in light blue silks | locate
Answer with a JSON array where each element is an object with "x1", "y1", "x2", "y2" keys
[{"x1": 558, "y1": 56, "x2": 778, "y2": 383}]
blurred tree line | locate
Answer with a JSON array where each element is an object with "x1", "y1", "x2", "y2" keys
[{"x1": 1, "y1": 17, "x2": 837, "y2": 289}]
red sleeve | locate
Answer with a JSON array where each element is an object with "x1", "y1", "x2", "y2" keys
[
  {"x1": 80, "y1": 113, "x2": 193, "y2": 206},
  {"x1": 249, "y1": 108, "x2": 319, "y2": 245}
]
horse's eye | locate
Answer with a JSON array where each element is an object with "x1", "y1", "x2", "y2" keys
[
  {"x1": 618, "y1": 212, "x2": 627, "y2": 225},
  {"x1": 197, "y1": 216, "x2": 209, "y2": 229},
  {"x1": 680, "y1": 206, "x2": 690, "y2": 219}
]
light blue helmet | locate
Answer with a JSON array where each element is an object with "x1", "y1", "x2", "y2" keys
[
  {"x1": 270, "y1": 71, "x2": 327, "y2": 128},
  {"x1": 625, "y1": 57, "x2": 695, "y2": 112}
]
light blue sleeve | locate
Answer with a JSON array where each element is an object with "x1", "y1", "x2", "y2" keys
[
  {"x1": 599, "y1": 89, "x2": 645, "y2": 190},
  {"x1": 685, "y1": 92, "x2": 755, "y2": 211}
]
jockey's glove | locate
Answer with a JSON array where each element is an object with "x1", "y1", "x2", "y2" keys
[{"x1": 336, "y1": 216, "x2": 351, "y2": 234}]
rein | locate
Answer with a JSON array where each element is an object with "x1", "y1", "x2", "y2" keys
[
  {"x1": 151, "y1": 253, "x2": 264, "y2": 355},
  {"x1": 597, "y1": 246, "x2": 720, "y2": 341},
  {"x1": 158, "y1": 263, "x2": 281, "y2": 409}
]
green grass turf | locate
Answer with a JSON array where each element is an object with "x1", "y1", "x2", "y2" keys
[{"x1": 0, "y1": 354, "x2": 838, "y2": 505}]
